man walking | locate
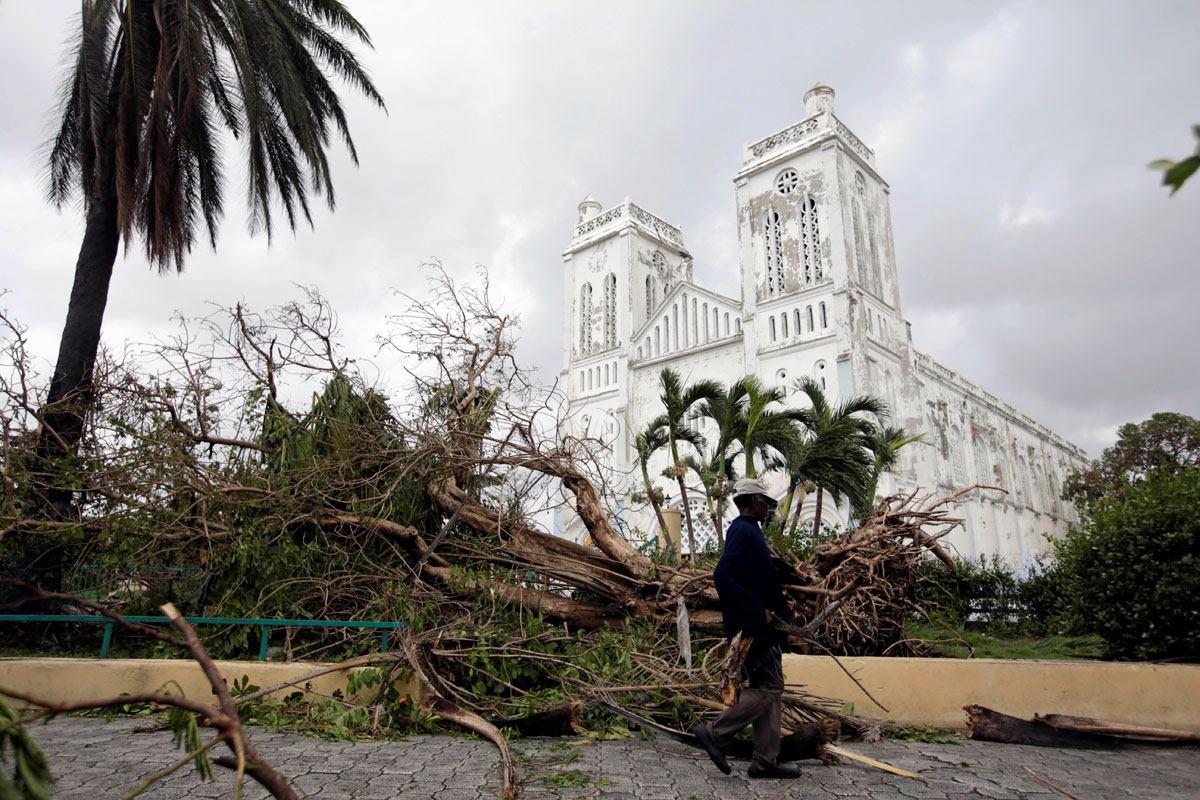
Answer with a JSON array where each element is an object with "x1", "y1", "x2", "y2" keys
[{"x1": 693, "y1": 478, "x2": 801, "y2": 779}]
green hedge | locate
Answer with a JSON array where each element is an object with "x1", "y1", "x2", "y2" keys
[{"x1": 1053, "y1": 467, "x2": 1200, "y2": 660}]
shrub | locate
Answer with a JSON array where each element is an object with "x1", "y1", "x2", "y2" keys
[{"x1": 1054, "y1": 467, "x2": 1200, "y2": 660}]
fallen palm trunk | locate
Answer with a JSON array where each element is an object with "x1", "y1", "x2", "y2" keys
[
  {"x1": 966, "y1": 705, "x2": 1126, "y2": 748},
  {"x1": 1034, "y1": 714, "x2": 1200, "y2": 744},
  {"x1": 494, "y1": 700, "x2": 583, "y2": 737}
]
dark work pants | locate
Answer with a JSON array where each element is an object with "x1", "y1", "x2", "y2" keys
[{"x1": 703, "y1": 646, "x2": 784, "y2": 767}]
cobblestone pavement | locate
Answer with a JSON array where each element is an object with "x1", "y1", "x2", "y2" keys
[{"x1": 14, "y1": 716, "x2": 1199, "y2": 799}]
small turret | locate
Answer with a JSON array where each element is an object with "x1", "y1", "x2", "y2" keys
[
  {"x1": 577, "y1": 194, "x2": 602, "y2": 223},
  {"x1": 803, "y1": 83, "x2": 835, "y2": 117}
]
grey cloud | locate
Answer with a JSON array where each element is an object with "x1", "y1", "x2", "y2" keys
[{"x1": 2, "y1": 0, "x2": 1198, "y2": 463}]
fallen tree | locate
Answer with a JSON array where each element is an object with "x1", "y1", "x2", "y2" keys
[{"x1": 1, "y1": 267, "x2": 975, "y2": 797}]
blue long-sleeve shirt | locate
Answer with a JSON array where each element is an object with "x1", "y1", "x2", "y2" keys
[{"x1": 713, "y1": 514, "x2": 791, "y2": 643}]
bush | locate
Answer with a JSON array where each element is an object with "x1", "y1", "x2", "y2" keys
[
  {"x1": 1054, "y1": 467, "x2": 1200, "y2": 660},
  {"x1": 914, "y1": 555, "x2": 1071, "y2": 637}
]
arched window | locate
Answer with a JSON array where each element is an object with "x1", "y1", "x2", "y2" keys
[
  {"x1": 820, "y1": 302, "x2": 827, "y2": 329},
  {"x1": 578, "y1": 371, "x2": 584, "y2": 391},
  {"x1": 663, "y1": 316, "x2": 670, "y2": 352},
  {"x1": 612, "y1": 361, "x2": 617, "y2": 384},
  {"x1": 764, "y1": 209, "x2": 783, "y2": 296},
  {"x1": 735, "y1": 318, "x2": 741, "y2": 333},
  {"x1": 794, "y1": 309, "x2": 802, "y2": 334},
  {"x1": 807, "y1": 305, "x2": 814, "y2": 331},
  {"x1": 703, "y1": 303, "x2": 710, "y2": 342},
  {"x1": 814, "y1": 359, "x2": 827, "y2": 391},
  {"x1": 645, "y1": 336, "x2": 652, "y2": 356},
  {"x1": 713, "y1": 306, "x2": 720, "y2": 336},
  {"x1": 682, "y1": 293, "x2": 689, "y2": 347},
  {"x1": 645, "y1": 275, "x2": 655, "y2": 318},
  {"x1": 867, "y1": 307, "x2": 874, "y2": 332},
  {"x1": 692, "y1": 298, "x2": 698, "y2": 343},
  {"x1": 652, "y1": 250, "x2": 669, "y2": 296},
  {"x1": 769, "y1": 316, "x2": 777, "y2": 342},
  {"x1": 852, "y1": 197, "x2": 865, "y2": 287},
  {"x1": 950, "y1": 426, "x2": 967, "y2": 486},
  {"x1": 974, "y1": 434, "x2": 991, "y2": 486},
  {"x1": 587, "y1": 369, "x2": 593, "y2": 390},
  {"x1": 654, "y1": 327, "x2": 661, "y2": 356},
  {"x1": 781, "y1": 313, "x2": 789, "y2": 338},
  {"x1": 867, "y1": 209, "x2": 881, "y2": 296},
  {"x1": 672, "y1": 305, "x2": 679, "y2": 349},
  {"x1": 579, "y1": 283, "x2": 593, "y2": 353},
  {"x1": 724, "y1": 313, "x2": 730, "y2": 335},
  {"x1": 604, "y1": 363, "x2": 609, "y2": 385},
  {"x1": 603, "y1": 273, "x2": 617, "y2": 348},
  {"x1": 799, "y1": 195, "x2": 822, "y2": 283}
]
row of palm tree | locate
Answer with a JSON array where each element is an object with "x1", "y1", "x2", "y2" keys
[{"x1": 637, "y1": 368, "x2": 921, "y2": 553}]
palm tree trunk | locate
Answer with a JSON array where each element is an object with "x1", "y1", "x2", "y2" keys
[
  {"x1": 811, "y1": 486, "x2": 825, "y2": 539},
  {"x1": 670, "y1": 439, "x2": 698, "y2": 557},
  {"x1": 640, "y1": 464, "x2": 669, "y2": 542},
  {"x1": 31, "y1": 193, "x2": 120, "y2": 519},
  {"x1": 787, "y1": 484, "x2": 808, "y2": 538}
]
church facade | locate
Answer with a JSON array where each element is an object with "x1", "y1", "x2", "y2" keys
[{"x1": 555, "y1": 85, "x2": 1088, "y2": 566}]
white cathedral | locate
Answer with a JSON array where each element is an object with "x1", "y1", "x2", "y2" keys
[{"x1": 553, "y1": 84, "x2": 1088, "y2": 566}]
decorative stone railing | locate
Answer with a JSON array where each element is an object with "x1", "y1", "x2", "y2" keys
[
  {"x1": 574, "y1": 201, "x2": 684, "y2": 247},
  {"x1": 743, "y1": 113, "x2": 875, "y2": 166}
]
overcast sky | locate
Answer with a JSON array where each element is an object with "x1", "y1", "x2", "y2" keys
[{"x1": 2, "y1": 0, "x2": 1198, "y2": 458}]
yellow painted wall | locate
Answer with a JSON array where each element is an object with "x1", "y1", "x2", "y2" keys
[
  {"x1": 783, "y1": 654, "x2": 1200, "y2": 731},
  {"x1": 0, "y1": 658, "x2": 420, "y2": 709}
]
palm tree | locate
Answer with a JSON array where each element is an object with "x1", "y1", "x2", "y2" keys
[
  {"x1": 790, "y1": 377, "x2": 885, "y2": 538},
  {"x1": 651, "y1": 368, "x2": 720, "y2": 557},
  {"x1": 862, "y1": 425, "x2": 925, "y2": 511},
  {"x1": 633, "y1": 424, "x2": 670, "y2": 546},
  {"x1": 733, "y1": 378, "x2": 804, "y2": 479},
  {"x1": 34, "y1": 1, "x2": 384, "y2": 516},
  {"x1": 693, "y1": 378, "x2": 750, "y2": 547},
  {"x1": 681, "y1": 446, "x2": 740, "y2": 551}
]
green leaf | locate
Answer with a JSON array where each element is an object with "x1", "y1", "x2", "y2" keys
[
  {"x1": 1164, "y1": 156, "x2": 1200, "y2": 194},
  {"x1": 1147, "y1": 159, "x2": 1176, "y2": 171}
]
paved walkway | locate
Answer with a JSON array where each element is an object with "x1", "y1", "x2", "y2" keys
[{"x1": 15, "y1": 716, "x2": 1199, "y2": 799}]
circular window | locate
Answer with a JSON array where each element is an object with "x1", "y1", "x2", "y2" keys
[{"x1": 775, "y1": 169, "x2": 800, "y2": 195}]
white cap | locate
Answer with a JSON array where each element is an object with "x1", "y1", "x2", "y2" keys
[{"x1": 732, "y1": 477, "x2": 772, "y2": 500}]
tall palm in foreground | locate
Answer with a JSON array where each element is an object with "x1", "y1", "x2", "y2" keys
[
  {"x1": 35, "y1": 0, "x2": 384, "y2": 515},
  {"x1": 633, "y1": 424, "x2": 670, "y2": 546},
  {"x1": 651, "y1": 369, "x2": 720, "y2": 557},
  {"x1": 790, "y1": 377, "x2": 885, "y2": 538},
  {"x1": 693, "y1": 378, "x2": 750, "y2": 547}
]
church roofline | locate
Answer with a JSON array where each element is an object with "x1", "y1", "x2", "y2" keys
[
  {"x1": 912, "y1": 350, "x2": 1090, "y2": 459},
  {"x1": 632, "y1": 279, "x2": 743, "y2": 343}
]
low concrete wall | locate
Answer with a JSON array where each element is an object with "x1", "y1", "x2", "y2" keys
[
  {"x1": 4, "y1": 656, "x2": 1197, "y2": 733},
  {"x1": 783, "y1": 654, "x2": 1200, "y2": 731},
  {"x1": 0, "y1": 658, "x2": 419, "y2": 709}
]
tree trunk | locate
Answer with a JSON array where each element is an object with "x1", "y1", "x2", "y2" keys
[
  {"x1": 811, "y1": 486, "x2": 825, "y2": 539},
  {"x1": 676, "y1": 471, "x2": 697, "y2": 558},
  {"x1": 714, "y1": 493, "x2": 726, "y2": 550},
  {"x1": 29, "y1": 193, "x2": 120, "y2": 521},
  {"x1": 641, "y1": 464, "x2": 669, "y2": 542},
  {"x1": 671, "y1": 440, "x2": 698, "y2": 557},
  {"x1": 787, "y1": 484, "x2": 808, "y2": 538}
]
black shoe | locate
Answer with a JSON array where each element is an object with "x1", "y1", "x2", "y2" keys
[
  {"x1": 692, "y1": 725, "x2": 731, "y2": 774},
  {"x1": 748, "y1": 763, "x2": 802, "y2": 779}
]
